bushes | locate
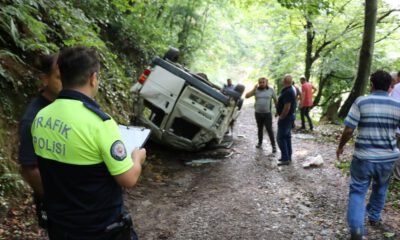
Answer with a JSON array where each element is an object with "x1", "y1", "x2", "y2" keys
[{"x1": 0, "y1": 0, "x2": 213, "y2": 206}]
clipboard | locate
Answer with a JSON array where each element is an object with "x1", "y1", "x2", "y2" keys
[{"x1": 118, "y1": 125, "x2": 151, "y2": 153}]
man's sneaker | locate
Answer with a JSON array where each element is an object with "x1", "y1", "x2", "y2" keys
[
  {"x1": 350, "y1": 232, "x2": 363, "y2": 240},
  {"x1": 256, "y1": 143, "x2": 262, "y2": 148},
  {"x1": 369, "y1": 220, "x2": 380, "y2": 227},
  {"x1": 369, "y1": 220, "x2": 391, "y2": 232},
  {"x1": 277, "y1": 161, "x2": 290, "y2": 166}
]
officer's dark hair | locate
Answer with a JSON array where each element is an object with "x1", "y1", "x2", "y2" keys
[
  {"x1": 57, "y1": 46, "x2": 100, "y2": 88},
  {"x1": 370, "y1": 70, "x2": 391, "y2": 91},
  {"x1": 38, "y1": 54, "x2": 57, "y2": 75}
]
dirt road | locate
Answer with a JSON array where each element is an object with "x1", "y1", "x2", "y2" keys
[{"x1": 125, "y1": 104, "x2": 399, "y2": 240}]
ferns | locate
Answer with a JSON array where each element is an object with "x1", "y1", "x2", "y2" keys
[{"x1": 0, "y1": 2, "x2": 56, "y2": 52}]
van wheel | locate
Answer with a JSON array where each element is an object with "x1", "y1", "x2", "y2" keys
[
  {"x1": 234, "y1": 84, "x2": 245, "y2": 96},
  {"x1": 163, "y1": 47, "x2": 180, "y2": 62}
]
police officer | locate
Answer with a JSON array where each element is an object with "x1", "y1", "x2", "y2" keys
[
  {"x1": 31, "y1": 46, "x2": 146, "y2": 240},
  {"x1": 19, "y1": 53, "x2": 61, "y2": 228}
]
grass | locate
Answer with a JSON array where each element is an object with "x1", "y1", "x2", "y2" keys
[
  {"x1": 387, "y1": 180, "x2": 400, "y2": 209},
  {"x1": 335, "y1": 160, "x2": 351, "y2": 175}
]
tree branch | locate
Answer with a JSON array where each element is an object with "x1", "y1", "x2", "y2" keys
[
  {"x1": 331, "y1": 74, "x2": 354, "y2": 80},
  {"x1": 375, "y1": 25, "x2": 400, "y2": 44},
  {"x1": 311, "y1": 40, "x2": 333, "y2": 63},
  {"x1": 318, "y1": 91, "x2": 351, "y2": 107},
  {"x1": 377, "y1": 9, "x2": 400, "y2": 23}
]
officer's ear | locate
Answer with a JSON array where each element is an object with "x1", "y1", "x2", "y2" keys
[{"x1": 89, "y1": 72, "x2": 97, "y2": 88}]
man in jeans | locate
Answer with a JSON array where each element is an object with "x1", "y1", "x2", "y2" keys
[
  {"x1": 276, "y1": 74, "x2": 296, "y2": 166},
  {"x1": 245, "y1": 77, "x2": 277, "y2": 153},
  {"x1": 300, "y1": 76, "x2": 317, "y2": 131},
  {"x1": 337, "y1": 70, "x2": 400, "y2": 240}
]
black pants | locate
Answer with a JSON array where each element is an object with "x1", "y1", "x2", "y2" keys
[
  {"x1": 255, "y1": 112, "x2": 275, "y2": 147},
  {"x1": 33, "y1": 195, "x2": 48, "y2": 229},
  {"x1": 48, "y1": 226, "x2": 138, "y2": 240},
  {"x1": 300, "y1": 107, "x2": 313, "y2": 130},
  {"x1": 48, "y1": 220, "x2": 138, "y2": 240}
]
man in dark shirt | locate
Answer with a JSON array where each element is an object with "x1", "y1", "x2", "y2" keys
[
  {"x1": 222, "y1": 78, "x2": 235, "y2": 94},
  {"x1": 276, "y1": 74, "x2": 297, "y2": 166},
  {"x1": 18, "y1": 53, "x2": 61, "y2": 227}
]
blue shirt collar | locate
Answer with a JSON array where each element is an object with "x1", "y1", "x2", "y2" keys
[
  {"x1": 281, "y1": 86, "x2": 291, "y2": 93},
  {"x1": 58, "y1": 89, "x2": 100, "y2": 108},
  {"x1": 371, "y1": 90, "x2": 389, "y2": 96}
]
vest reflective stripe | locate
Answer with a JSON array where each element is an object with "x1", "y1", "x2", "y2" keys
[{"x1": 32, "y1": 99, "x2": 133, "y2": 175}]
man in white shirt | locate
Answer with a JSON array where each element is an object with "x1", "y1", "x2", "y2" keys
[{"x1": 390, "y1": 71, "x2": 400, "y2": 181}]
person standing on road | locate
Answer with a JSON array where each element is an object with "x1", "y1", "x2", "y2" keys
[
  {"x1": 222, "y1": 78, "x2": 235, "y2": 94},
  {"x1": 337, "y1": 70, "x2": 400, "y2": 240},
  {"x1": 245, "y1": 77, "x2": 277, "y2": 152},
  {"x1": 31, "y1": 46, "x2": 146, "y2": 240},
  {"x1": 276, "y1": 74, "x2": 296, "y2": 166},
  {"x1": 291, "y1": 81, "x2": 301, "y2": 129},
  {"x1": 292, "y1": 81, "x2": 301, "y2": 102},
  {"x1": 18, "y1": 53, "x2": 61, "y2": 229},
  {"x1": 390, "y1": 71, "x2": 400, "y2": 181},
  {"x1": 299, "y1": 76, "x2": 317, "y2": 131}
]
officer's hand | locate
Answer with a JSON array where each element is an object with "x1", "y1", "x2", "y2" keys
[{"x1": 132, "y1": 148, "x2": 146, "y2": 165}]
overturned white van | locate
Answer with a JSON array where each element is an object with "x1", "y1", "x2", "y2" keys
[{"x1": 131, "y1": 48, "x2": 245, "y2": 151}]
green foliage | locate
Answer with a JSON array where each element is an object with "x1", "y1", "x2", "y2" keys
[
  {"x1": 0, "y1": 1, "x2": 57, "y2": 52},
  {"x1": 0, "y1": 163, "x2": 28, "y2": 199},
  {"x1": 388, "y1": 180, "x2": 400, "y2": 209},
  {"x1": 277, "y1": 0, "x2": 334, "y2": 16},
  {"x1": 0, "y1": 0, "x2": 218, "y2": 205},
  {"x1": 334, "y1": 160, "x2": 350, "y2": 175}
]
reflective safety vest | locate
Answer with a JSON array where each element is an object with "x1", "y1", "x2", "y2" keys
[{"x1": 31, "y1": 89, "x2": 133, "y2": 234}]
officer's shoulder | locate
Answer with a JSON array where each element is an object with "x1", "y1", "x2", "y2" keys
[{"x1": 83, "y1": 102, "x2": 111, "y2": 121}]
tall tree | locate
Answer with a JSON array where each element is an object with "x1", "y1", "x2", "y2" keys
[
  {"x1": 277, "y1": 0, "x2": 333, "y2": 81},
  {"x1": 338, "y1": 0, "x2": 377, "y2": 118}
]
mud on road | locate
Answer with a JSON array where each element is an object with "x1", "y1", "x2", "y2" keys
[{"x1": 125, "y1": 104, "x2": 399, "y2": 240}]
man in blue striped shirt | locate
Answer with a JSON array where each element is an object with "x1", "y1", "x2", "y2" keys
[{"x1": 337, "y1": 70, "x2": 400, "y2": 240}]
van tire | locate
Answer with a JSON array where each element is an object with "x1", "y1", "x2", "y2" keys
[
  {"x1": 234, "y1": 84, "x2": 245, "y2": 96},
  {"x1": 164, "y1": 47, "x2": 180, "y2": 62}
]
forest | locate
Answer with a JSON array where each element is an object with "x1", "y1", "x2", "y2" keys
[{"x1": 1, "y1": 0, "x2": 400, "y2": 238}]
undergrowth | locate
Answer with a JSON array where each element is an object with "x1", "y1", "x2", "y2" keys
[{"x1": 388, "y1": 180, "x2": 400, "y2": 209}]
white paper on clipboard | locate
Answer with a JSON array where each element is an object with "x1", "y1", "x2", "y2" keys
[{"x1": 118, "y1": 125, "x2": 151, "y2": 154}]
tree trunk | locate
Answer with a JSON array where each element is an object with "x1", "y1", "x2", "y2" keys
[
  {"x1": 320, "y1": 99, "x2": 342, "y2": 123},
  {"x1": 304, "y1": 18, "x2": 314, "y2": 81},
  {"x1": 313, "y1": 71, "x2": 331, "y2": 107},
  {"x1": 338, "y1": 0, "x2": 377, "y2": 118}
]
